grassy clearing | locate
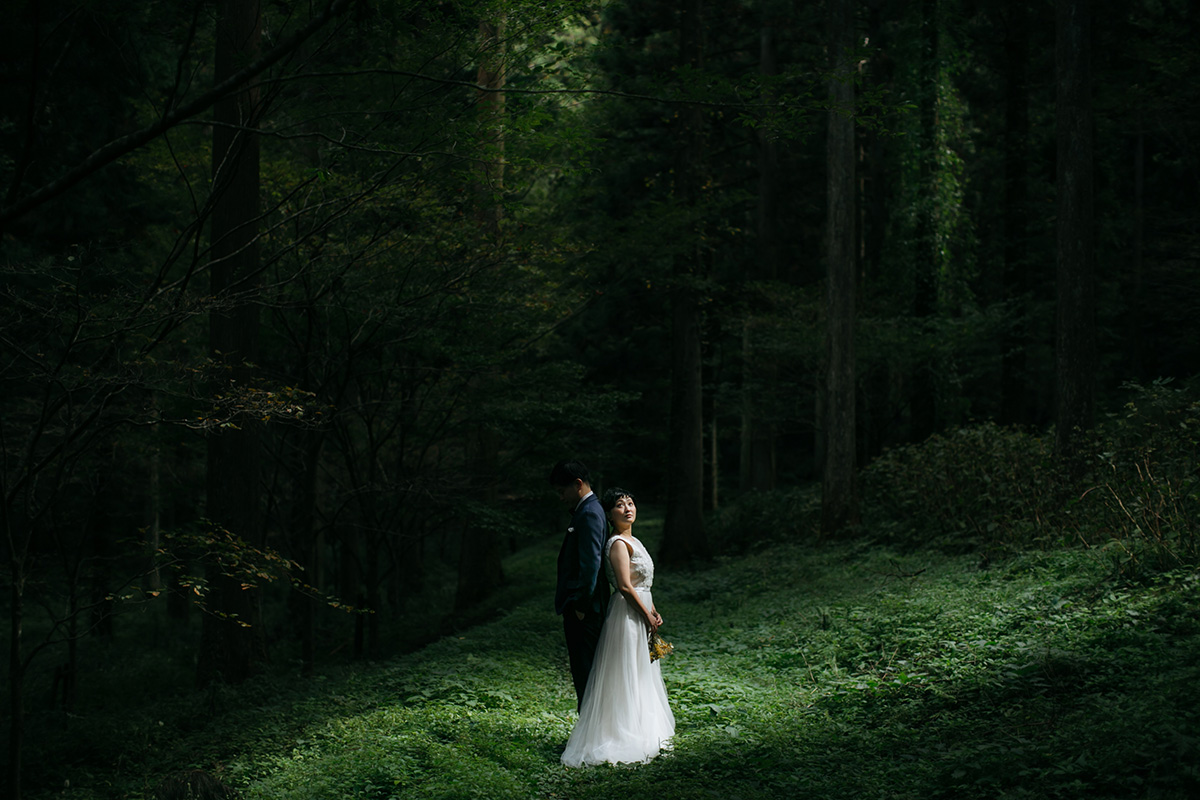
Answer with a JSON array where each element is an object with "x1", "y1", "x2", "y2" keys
[{"x1": 29, "y1": 512, "x2": 1200, "y2": 800}]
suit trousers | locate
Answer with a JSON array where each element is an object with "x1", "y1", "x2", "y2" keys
[{"x1": 562, "y1": 601, "x2": 605, "y2": 711}]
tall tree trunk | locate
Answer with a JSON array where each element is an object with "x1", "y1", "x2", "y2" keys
[
  {"x1": 1000, "y1": 0, "x2": 1032, "y2": 425},
  {"x1": 660, "y1": 0, "x2": 711, "y2": 566},
  {"x1": 910, "y1": 0, "x2": 939, "y2": 441},
  {"x1": 822, "y1": 0, "x2": 859, "y2": 537},
  {"x1": 455, "y1": 18, "x2": 508, "y2": 608},
  {"x1": 860, "y1": 0, "x2": 893, "y2": 462},
  {"x1": 860, "y1": 0, "x2": 891, "y2": 286},
  {"x1": 198, "y1": 0, "x2": 267, "y2": 688},
  {"x1": 740, "y1": 17, "x2": 778, "y2": 494},
  {"x1": 1053, "y1": 0, "x2": 1096, "y2": 468}
]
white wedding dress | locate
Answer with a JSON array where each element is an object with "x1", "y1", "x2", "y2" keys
[{"x1": 561, "y1": 535, "x2": 675, "y2": 766}]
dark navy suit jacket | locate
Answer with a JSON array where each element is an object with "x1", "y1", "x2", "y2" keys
[{"x1": 554, "y1": 493, "x2": 610, "y2": 615}]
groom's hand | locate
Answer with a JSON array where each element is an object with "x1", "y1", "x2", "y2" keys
[{"x1": 575, "y1": 609, "x2": 586, "y2": 621}]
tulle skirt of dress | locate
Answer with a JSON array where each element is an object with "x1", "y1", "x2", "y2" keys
[{"x1": 561, "y1": 587, "x2": 675, "y2": 767}]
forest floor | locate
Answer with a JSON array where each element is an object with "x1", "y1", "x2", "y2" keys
[{"x1": 21, "y1": 515, "x2": 1200, "y2": 800}]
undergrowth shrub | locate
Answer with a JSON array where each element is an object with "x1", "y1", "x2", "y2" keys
[
  {"x1": 860, "y1": 422, "x2": 1066, "y2": 552},
  {"x1": 856, "y1": 379, "x2": 1199, "y2": 575},
  {"x1": 707, "y1": 486, "x2": 822, "y2": 553},
  {"x1": 1074, "y1": 378, "x2": 1200, "y2": 579}
]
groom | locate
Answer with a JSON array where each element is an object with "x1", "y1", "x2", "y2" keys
[{"x1": 550, "y1": 460, "x2": 610, "y2": 711}]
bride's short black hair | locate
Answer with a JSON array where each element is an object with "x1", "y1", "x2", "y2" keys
[{"x1": 601, "y1": 487, "x2": 635, "y2": 512}]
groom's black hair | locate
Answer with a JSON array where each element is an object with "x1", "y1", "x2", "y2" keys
[
  {"x1": 548, "y1": 459, "x2": 591, "y2": 487},
  {"x1": 600, "y1": 487, "x2": 635, "y2": 512}
]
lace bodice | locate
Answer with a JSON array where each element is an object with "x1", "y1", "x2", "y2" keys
[{"x1": 605, "y1": 535, "x2": 654, "y2": 589}]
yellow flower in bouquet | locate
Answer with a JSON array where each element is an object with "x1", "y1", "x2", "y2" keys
[{"x1": 648, "y1": 632, "x2": 674, "y2": 662}]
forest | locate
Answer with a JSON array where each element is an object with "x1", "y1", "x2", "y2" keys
[{"x1": 1, "y1": 0, "x2": 1198, "y2": 798}]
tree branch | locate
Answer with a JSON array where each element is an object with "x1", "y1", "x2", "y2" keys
[{"x1": 0, "y1": 0, "x2": 354, "y2": 229}]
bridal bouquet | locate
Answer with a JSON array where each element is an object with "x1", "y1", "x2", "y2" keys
[{"x1": 648, "y1": 631, "x2": 674, "y2": 662}]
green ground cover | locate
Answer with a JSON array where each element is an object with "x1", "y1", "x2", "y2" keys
[{"x1": 33, "y1": 513, "x2": 1200, "y2": 800}]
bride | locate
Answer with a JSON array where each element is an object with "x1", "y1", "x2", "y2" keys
[{"x1": 560, "y1": 488, "x2": 675, "y2": 767}]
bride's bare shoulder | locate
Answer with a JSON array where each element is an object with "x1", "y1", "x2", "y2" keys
[{"x1": 607, "y1": 535, "x2": 634, "y2": 555}]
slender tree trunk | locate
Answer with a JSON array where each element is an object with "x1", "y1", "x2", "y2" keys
[
  {"x1": 64, "y1": 575, "x2": 79, "y2": 711},
  {"x1": 474, "y1": 18, "x2": 506, "y2": 232},
  {"x1": 740, "y1": 323, "x2": 777, "y2": 492},
  {"x1": 756, "y1": 23, "x2": 779, "y2": 284},
  {"x1": 663, "y1": 292, "x2": 708, "y2": 563},
  {"x1": 365, "y1": 534, "x2": 382, "y2": 657},
  {"x1": 910, "y1": 0, "x2": 939, "y2": 441},
  {"x1": 291, "y1": 431, "x2": 323, "y2": 676},
  {"x1": 1127, "y1": 127, "x2": 1145, "y2": 379},
  {"x1": 1053, "y1": 0, "x2": 1095, "y2": 468},
  {"x1": 340, "y1": 524, "x2": 364, "y2": 658},
  {"x1": 660, "y1": 0, "x2": 711, "y2": 566},
  {"x1": 6, "y1": 550, "x2": 25, "y2": 800},
  {"x1": 1000, "y1": 0, "x2": 1032, "y2": 425},
  {"x1": 455, "y1": 428, "x2": 505, "y2": 611},
  {"x1": 198, "y1": 0, "x2": 267, "y2": 688},
  {"x1": 822, "y1": 0, "x2": 859, "y2": 537},
  {"x1": 710, "y1": 416, "x2": 720, "y2": 509},
  {"x1": 147, "y1": 394, "x2": 163, "y2": 593}
]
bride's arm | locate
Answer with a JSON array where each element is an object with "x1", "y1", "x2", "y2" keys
[{"x1": 609, "y1": 540, "x2": 658, "y2": 635}]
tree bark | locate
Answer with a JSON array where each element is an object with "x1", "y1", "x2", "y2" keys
[
  {"x1": 197, "y1": 0, "x2": 268, "y2": 688},
  {"x1": 1053, "y1": 0, "x2": 1096, "y2": 468},
  {"x1": 821, "y1": 0, "x2": 859, "y2": 537}
]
